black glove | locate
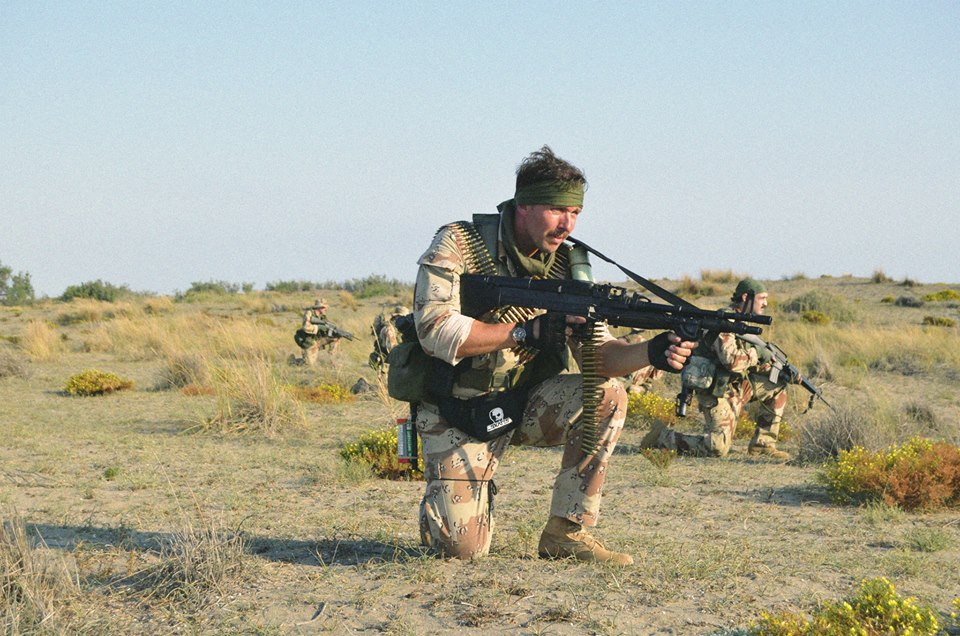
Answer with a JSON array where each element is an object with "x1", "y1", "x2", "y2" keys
[
  {"x1": 647, "y1": 332, "x2": 681, "y2": 373},
  {"x1": 523, "y1": 312, "x2": 568, "y2": 355}
]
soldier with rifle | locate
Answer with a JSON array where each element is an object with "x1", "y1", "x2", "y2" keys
[
  {"x1": 293, "y1": 298, "x2": 354, "y2": 365},
  {"x1": 391, "y1": 146, "x2": 768, "y2": 564},
  {"x1": 641, "y1": 278, "x2": 830, "y2": 460}
]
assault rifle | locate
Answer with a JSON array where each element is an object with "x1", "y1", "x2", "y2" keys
[
  {"x1": 309, "y1": 318, "x2": 354, "y2": 341},
  {"x1": 737, "y1": 334, "x2": 836, "y2": 413},
  {"x1": 460, "y1": 275, "x2": 771, "y2": 342}
]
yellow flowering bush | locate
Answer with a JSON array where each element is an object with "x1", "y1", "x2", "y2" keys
[
  {"x1": 292, "y1": 382, "x2": 356, "y2": 404},
  {"x1": 750, "y1": 577, "x2": 939, "y2": 635},
  {"x1": 626, "y1": 392, "x2": 679, "y2": 428},
  {"x1": 818, "y1": 437, "x2": 960, "y2": 510},
  {"x1": 64, "y1": 369, "x2": 134, "y2": 396},
  {"x1": 340, "y1": 426, "x2": 423, "y2": 480}
]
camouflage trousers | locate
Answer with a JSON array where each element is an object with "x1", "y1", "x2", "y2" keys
[
  {"x1": 668, "y1": 372, "x2": 787, "y2": 457},
  {"x1": 625, "y1": 365, "x2": 664, "y2": 394},
  {"x1": 417, "y1": 374, "x2": 627, "y2": 560},
  {"x1": 301, "y1": 337, "x2": 339, "y2": 364}
]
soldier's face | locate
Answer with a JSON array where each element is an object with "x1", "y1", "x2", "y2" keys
[
  {"x1": 749, "y1": 293, "x2": 769, "y2": 314},
  {"x1": 515, "y1": 204, "x2": 581, "y2": 255}
]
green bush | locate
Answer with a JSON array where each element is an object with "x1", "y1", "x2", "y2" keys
[
  {"x1": 61, "y1": 279, "x2": 131, "y2": 302},
  {"x1": 64, "y1": 369, "x2": 135, "y2": 396},
  {"x1": 0, "y1": 261, "x2": 36, "y2": 306},
  {"x1": 801, "y1": 310, "x2": 831, "y2": 325},
  {"x1": 922, "y1": 289, "x2": 960, "y2": 302},
  {"x1": 748, "y1": 577, "x2": 940, "y2": 635}
]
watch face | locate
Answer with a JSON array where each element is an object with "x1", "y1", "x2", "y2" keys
[{"x1": 511, "y1": 326, "x2": 526, "y2": 344}]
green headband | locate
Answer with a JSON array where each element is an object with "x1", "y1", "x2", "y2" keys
[{"x1": 514, "y1": 180, "x2": 584, "y2": 207}]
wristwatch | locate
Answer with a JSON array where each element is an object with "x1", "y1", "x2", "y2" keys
[{"x1": 510, "y1": 325, "x2": 527, "y2": 346}]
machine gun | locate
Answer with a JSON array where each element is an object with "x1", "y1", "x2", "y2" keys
[
  {"x1": 738, "y1": 334, "x2": 836, "y2": 413},
  {"x1": 460, "y1": 275, "x2": 771, "y2": 342},
  {"x1": 309, "y1": 317, "x2": 354, "y2": 341}
]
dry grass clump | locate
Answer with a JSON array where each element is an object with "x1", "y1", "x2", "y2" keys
[
  {"x1": 922, "y1": 315, "x2": 957, "y2": 327},
  {"x1": 818, "y1": 437, "x2": 960, "y2": 510},
  {"x1": 673, "y1": 275, "x2": 720, "y2": 298},
  {"x1": 793, "y1": 400, "x2": 896, "y2": 464},
  {"x1": 20, "y1": 320, "x2": 65, "y2": 361},
  {"x1": 1, "y1": 516, "x2": 79, "y2": 634},
  {"x1": 130, "y1": 517, "x2": 245, "y2": 612},
  {"x1": 747, "y1": 577, "x2": 941, "y2": 635},
  {"x1": 699, "y1": 269, "x2": 741, "y2": 284},
  {"x1": 55, "y1": 299, "x2": 136, "y2": 325},
  {"x1": 871, "y1": 268, "x2": 893, "y2": 284},
  {"x1": 201, "y1": 357, "x2": 305, "y2": 435},
  {"x1": 154, "y1": 352, "x2": 210, "y2": 390},
  {"x1": 142, "y1": 296, "x2": 175, "y2": 314},
  {"x1": 64, "y1": 369, "x2": 135, "y2": 396},
  {"x1": 0, "y1": 350, "x2": 29, "y2": 379},
  {"x1": 781, "y1": 290, "x2": 859, "y2": 323}
]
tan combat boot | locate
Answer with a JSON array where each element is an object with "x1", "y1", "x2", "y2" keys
[
  {"x1": 537, "y1": 517, "x2": 633, "y2": 566},
  {"x1": 639, "y1": 419, "x2": 670, "y2": 449},
  {"x1": 747, "y1": 441, "x2": 790, "y2": 460}
]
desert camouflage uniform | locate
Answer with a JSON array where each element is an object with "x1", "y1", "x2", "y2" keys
[
  {"x1": 619, "y1": 330, "x2": 664, "y2": 394},
  {"x1": 653, "y1": 330, "x2": 787, "y2": 456},
  {"x1": 299, "y1": 310, "x2": 340, "y2": 364},
  {"x1": 369, "y1": 310, "x2": 406, "y2": 375},
  {"x1": 413, "y1": 204, "x2": 627, "y2": 559}
]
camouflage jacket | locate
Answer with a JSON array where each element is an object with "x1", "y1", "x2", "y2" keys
[{"x1": 413, "y1": 206, "x2": 612, "y2": 399}]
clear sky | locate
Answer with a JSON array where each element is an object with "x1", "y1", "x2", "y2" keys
[{"x1": 2, "y1": 2, "x2": 958, "y2": 297}]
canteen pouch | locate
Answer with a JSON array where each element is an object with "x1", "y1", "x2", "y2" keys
[
  {"x1": 386, "y1": 341, "x2": 431, "y2": 403},
  {"x1": 294, "y1": 328, "x2": 315, "y2": 349},
  {"x1": 436, "y1": 390, "x2": 525, "y2": 442}
]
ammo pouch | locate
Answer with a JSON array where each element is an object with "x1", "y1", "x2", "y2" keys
[
  {"x1": 680, "y1": 356, "x2": 717, "y2": 391},
  {"x1": 435, "y1": 390, "x2": 526, "y2": 442},
  {"x1": 386, "y1": 341, "x2": 432, "y2": 403},
  {"x1": 294, "y1": 328, "x2": 315, "y2": 349}
]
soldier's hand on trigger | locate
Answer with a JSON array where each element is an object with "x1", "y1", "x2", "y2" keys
[{"x1": 647, "y1": 332, "x2": 697, "y2": 372}]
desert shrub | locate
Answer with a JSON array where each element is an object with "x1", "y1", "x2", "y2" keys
[
  {"x1": 340, "y1": 426, "x2": 423, "y2": 479},
  {"x1": 901, "y1": 277, "x2": 918, "y2": 287},
  {"x1": 818, "y1": 437, "x2": 960, "y2": 510},
  {"x1": 784, "y1": 272, "x2": 808, "y2": 281},
  {"x1": 625, "y1": 391, "x2": 679, "y2": 429},
  {"x1": 871, "y1": 269, "x2": 893, "y2": 283},
  {"x1": 800, "y1": 310, "x2": 831, "y2": 325},
  {"x1": 922, "y1": 289, "x2": 960, "y2": 303},
  {"x1": 64, "y1": 369, "x2": 134, "y2": 396},
  {"x1": 292, "y1": 382, "x2": 356, "y2": 404},
  {"x1": 782, "y1": 290, "x2": 858, "y2": 322},
  {"x1": 20, "y1": 320, "x2": 65, "y2": 361},
  {"x1": 60, "y1": 279, "x2": 131, "y2": 302},
  {"x1": 201, "y1": 358, "x2": 305, "y2": 435},
  {"x1": 894, "y1": 295, "x2": 924, "y2": 308},
  {"x1": 794, "y1": 402, "x2": 893, "y2": 464},
  {"x1": 0, "y1": 350, "x2": 28, "y2": 379},
  {"x1": 155, "y1": 353, "x2": 210, "y2": 390},
  {"x1": 673, "y1": 275, "x2": 720, "y2": 299},
  {"x1": 747, "y1": 577, "x2": 939, "y2": 636},
  {"x1": 879, "y1": 295, "x2": 894, "y2": 303},
  {"x1": 265, "y1": 280, "x2": 319, "y2": 293},
  {"x1": 1, "y1": 516, "x2": 79, "y2": 633},
  {"x1": 325, "y1": 274, "x2": 412, "y2": 299},
  {"x1": 175, "y1": 280, "x2": 252, "y2": 302},
  {"x1": 640, "y1": 448, "x2": 676, "y2": 469},
  {"x1": 699, "y1": 269, "x2": 740, "y2": 284},
  {"x1": 922, "y1": 315, "x2": 956, "y2": 327}
]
